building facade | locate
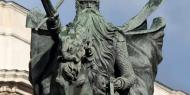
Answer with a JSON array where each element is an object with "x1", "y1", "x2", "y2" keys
[
  {"x1": 0, "y1": 1, "x2": 187, "y2": 95},
  {"x1": 0, "y1": 1, "x2": 31, "y2": 95}
]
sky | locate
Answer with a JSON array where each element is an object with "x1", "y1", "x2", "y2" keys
[{"x1": 8, "y1": 0, "x2": 190, "y2": 93}]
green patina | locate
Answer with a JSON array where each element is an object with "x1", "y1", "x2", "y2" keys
[{"x1": 26, "y1": 0, "x2": 166, "y2": 95}]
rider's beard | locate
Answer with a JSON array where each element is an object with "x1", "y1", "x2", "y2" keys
[
  {"x1": 73, "y1": 8, "x2": 117, "y2": 76},
  {"x1": 73, "y1": 8, "x2": 115, "y2": 40}
]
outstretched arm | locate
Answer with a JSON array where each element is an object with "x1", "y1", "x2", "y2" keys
[{"x1": 119, "y1": 0, "x2": 164, "y2": 31}]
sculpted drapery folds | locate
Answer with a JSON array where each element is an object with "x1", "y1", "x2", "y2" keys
[{"x1": 26, "y1": 0, "x2": 166, "y2": 95}]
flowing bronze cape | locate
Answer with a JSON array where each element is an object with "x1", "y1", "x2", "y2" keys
[
  {"x1": 26, "y1": 0, "x2": 166, "y2": 94},
  {"x1": 122, "y1": 18, "x2": 165, "y2": 95},
  {"x1": 118, "y1": 0, "x2": 166, "y2": 94}
]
